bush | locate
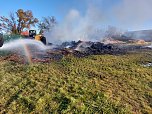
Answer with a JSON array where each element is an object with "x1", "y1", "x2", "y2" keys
[{"x1": 3, "y1": 34, "x2": 22, "y2": 43}]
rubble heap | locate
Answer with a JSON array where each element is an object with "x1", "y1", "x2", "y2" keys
[{"x1": 0, "y1": 40, "x2": 151, "y2": 63}]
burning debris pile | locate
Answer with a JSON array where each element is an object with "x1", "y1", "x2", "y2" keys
[
  {"x1": 0, "y1": 38, "x2": 152, "y2": 64},
  {"x1": 72, "y1": 42, "x2": 124, "y2": 57},
  {"x1": 65, "y1": 40, "x2": 150, "y2": 57},
  {"x1": 45, "y1": 39, "x2": 151, "y2": 59}
]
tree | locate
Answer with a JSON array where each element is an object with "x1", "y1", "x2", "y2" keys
[
  {"x1": 0, "y1": 9, "x2": 38, "y2": 34},
  {"x1": 38, "y1": 16, "x2": 57, "y2": 33},
  {"x1": 0, "y1": 12, "x2": 17, "y2": 34},
  {"x1": 16, "y1": 9, "x2": 38, "y2": 34}
]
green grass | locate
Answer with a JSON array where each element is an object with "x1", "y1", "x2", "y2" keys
[{"x1": 0, "y1": 50, "x2": 152, "y2": 113}]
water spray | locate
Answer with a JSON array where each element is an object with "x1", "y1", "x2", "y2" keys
[{"x1": 0, "y1": 39, "x2": 49, "y2": 63}]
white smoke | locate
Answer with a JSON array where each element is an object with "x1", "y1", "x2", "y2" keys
[
  {"x1": 113, "y1": 0, "x2": 152, "y2": 29},
  {"x1": 44, "y1": 4, "x2": 106, "y2": 44},
  {"x1": 44, "y1": 0, "x2": 152, "y2": 44}
]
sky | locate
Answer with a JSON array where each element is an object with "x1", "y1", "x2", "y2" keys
[{"x1": 0, "y1": 0, "x2": 152, "y2": 31}]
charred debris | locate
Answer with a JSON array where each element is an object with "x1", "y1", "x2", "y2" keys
[{"x1": 1, "y1": 39, "x2": 151, "y2": 63}]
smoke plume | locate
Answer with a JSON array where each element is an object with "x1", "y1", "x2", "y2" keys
[
  {"x1": 113, "y1": 0, "x2": 152, "y2": 29},
  {"x1": 44, "y1": 0, "x2": 152, "y2": 44},
  {"x1": 45, "y1": 4, "x2": 107, "y2": 44}
]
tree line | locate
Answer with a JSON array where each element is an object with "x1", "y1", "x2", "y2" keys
[{"x1": 0, "y1": 9, "x2": 57, "y2": 34}]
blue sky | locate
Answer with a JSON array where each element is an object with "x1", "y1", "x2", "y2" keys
[
  {"x1": 0, "y1": 0, "x2": 152, "y2": 31},
  {"x1": 0, "y1": 0, "x2": 89, "y2": 21}
]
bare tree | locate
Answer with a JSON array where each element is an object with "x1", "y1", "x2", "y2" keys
[
  {"x1": 38, "y1": 16, "x2": 57, "y2": 33},
  {"x1": 0, "y1": 12, "x2": 16, "y2": 34},
  {"x1": 0, "y1": 9, "x2": 38, "y2": 34}
]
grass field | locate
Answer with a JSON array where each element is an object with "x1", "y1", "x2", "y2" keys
[{"x1": 0, "y1": 50, "x2": 152, "y2": 113}]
